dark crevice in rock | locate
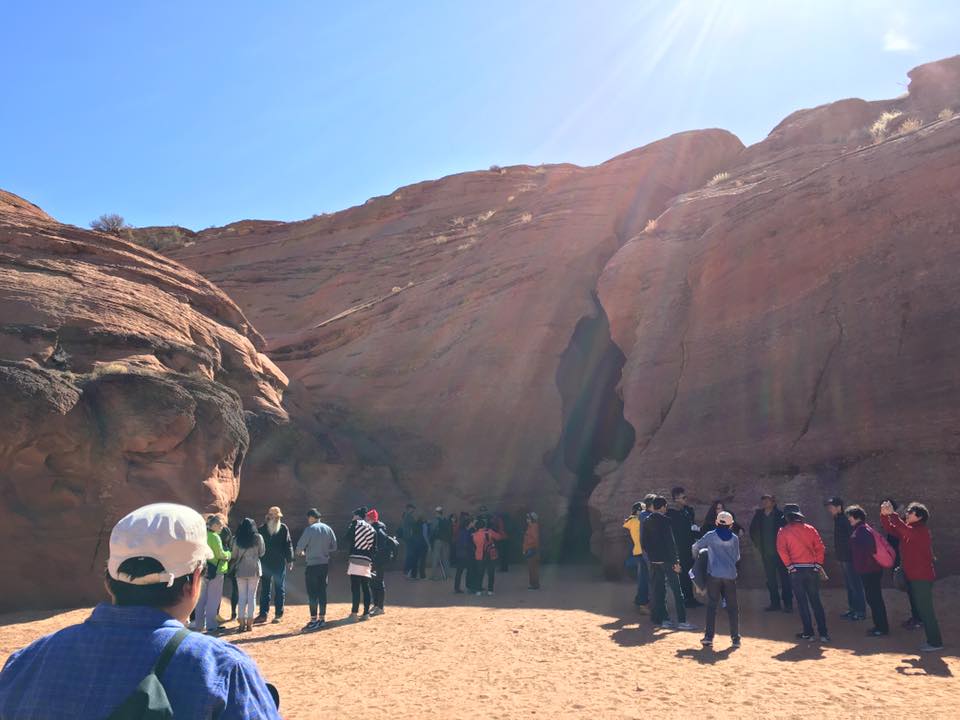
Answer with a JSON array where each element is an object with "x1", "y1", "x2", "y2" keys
[
  {"x1": 550, "y1": 292, "x2": 635, "y2": 559},
  {"x1": 793, "y1": 310, "x2": 844, "y2": 447}
]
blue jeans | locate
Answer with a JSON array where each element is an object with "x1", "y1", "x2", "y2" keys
[
  {"x1": 626, "y1": 555, "x2": 650, "y2": 605},
  {"x1": 258, "y1": 564, "x2": 286, "y2": 617},
  {"x1": 839, "y1": 560, "x2": 865, "y2": 614},
  {"x1": 789, "y1": 568, "x2": 827, "y2": 637}
]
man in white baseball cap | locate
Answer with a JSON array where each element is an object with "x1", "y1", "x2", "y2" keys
[{"x1": 0, "y1": 503, "x2": 281, "y2": 718}]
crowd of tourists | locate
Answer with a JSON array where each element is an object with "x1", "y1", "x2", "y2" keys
[
  {"x1": 621, "y1": 487, "x2": 944, "y2": 652},
  {"x1": 188, "y1": 502, "x2": 540, "y2": 636}
]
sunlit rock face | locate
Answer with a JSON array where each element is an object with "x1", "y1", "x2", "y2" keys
[
  {"x1": 592, "y1": 55, "x2": 960, "y2": 580},
  {"x1": 0, "y1": 190, "x2": 286, "y2": 610},
  {"x1": 170, "y1": 131, "x2": 744, "y2": 545}
]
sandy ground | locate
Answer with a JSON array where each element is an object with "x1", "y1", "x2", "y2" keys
[{"x1": 2, "y1": 564, "x2": 958, "y2": 719}]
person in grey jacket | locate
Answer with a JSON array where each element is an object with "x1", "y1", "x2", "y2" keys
[
  {"x1": 295, "y1": 508, "x2": 338, "y2": 631},
  {"x1": 692, "y1": 511, "x2": 741, "y2": 648},
  {"x1": 232, "y1": 518, "x2": 266, "y2": 633}
]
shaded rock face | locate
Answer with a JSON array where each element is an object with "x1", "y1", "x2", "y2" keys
[
  {"x1": 0, "y1": 195, "x2": 287, "y2": 610},
  {"x1": 592, "y1": 60, "x2": 960, "y2": 581},
  {"x1": 172, "y1": 130, "x2": 744, "y2": 541}
]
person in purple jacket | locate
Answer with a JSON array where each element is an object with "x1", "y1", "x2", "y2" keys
[{"x1": 845, "y1": 505, "x2": 890, "y2": 637}]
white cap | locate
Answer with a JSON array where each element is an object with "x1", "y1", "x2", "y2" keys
[
  {"x1": 716, "y1": 511, "x2": 734, "y2": 526},
  {"x1": 435, "y1": 506, "x2": 443, "y2": 512},
  {"x1": 107, "y1": 503, "x2": 214, "y2": 587}
]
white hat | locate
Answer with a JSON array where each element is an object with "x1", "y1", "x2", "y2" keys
[
  {"x1": 107, "y1": 503, "x2": 214, "y2": 587},
  {"x1": 716, "y1": 511, "x2": 734, "y2": 527},
  {"x1": 435, "y1": 506, "x2": 443, "y2": 512}
]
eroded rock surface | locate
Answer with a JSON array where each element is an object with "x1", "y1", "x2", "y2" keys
[{"x1": 0, "y1": 193, "x2": 286, "y2": 609}]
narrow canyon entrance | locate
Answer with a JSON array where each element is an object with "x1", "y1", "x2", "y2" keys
[{"x1": 551, "y1": 294, "x2": 635, "y2": 559}]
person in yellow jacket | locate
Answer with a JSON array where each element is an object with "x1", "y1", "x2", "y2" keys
[
  {"x1": 192, "y1": 514, "x2": 232, "y2": 633},
  {"x1": 623, "y1": 501, "x2": 650, "y2": 609}
]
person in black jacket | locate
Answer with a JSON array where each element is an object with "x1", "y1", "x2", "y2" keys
[
  {"x1": 366, "y1": 508, "x2": 398, "y2": 616},
  {"x1": 219, "y1": 521, "x2": 239, "y2": 622},
  {"x1": 748, "y1": 494, "x2": 793, "y2": 612},
  {"x1": 255, "y1": 506, "x2": 294, "y2": 624},
  {"x1": 825, "y1": 497, "x2": 865, "y2": 620},
  {"x1": 641, "y1": 496, "x2": 695, "y2": 630},
  {"x1": 666, "y1": 487, "x2": 702, "y2": 608}
]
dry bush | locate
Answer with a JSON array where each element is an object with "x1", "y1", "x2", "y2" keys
[
  {"x1": 90, "y1": 213, "x2": 129, "y2": 235},
  {"x1": 642, "y1": 219, "x2": 658, "y2": 233},
  {"x1": 706, "y1": 172, "x2": 730, "y2": 187},
  {"x1": 870, "y1": 110, "x2": 903, "y2": 143},
  {"x1": 520, "y1": 212, "x2": 533, "y2": 224},
  {"x1": 897, "y1": 117, "x2": 923, "y2": 135},
  {"x1": 938, "y1": 108, "x2": 955, "y2": 121},
  {"x1": 489, "y1": 164, "x2": 503, "y2": 173}
]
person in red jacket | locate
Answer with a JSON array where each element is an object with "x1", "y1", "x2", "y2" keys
[
  {"x1": 472, "y1": 518, "x2": 505, "y2": 596},
  {"x1": 844, "y1": 505, "x2": 889, "y2": 636},
  {"x1": 881, "y1": 500, "x2": 943, "y2": 652},
  {"x1": 776, "y1": 504, "x2": 829, "y2": 642}
]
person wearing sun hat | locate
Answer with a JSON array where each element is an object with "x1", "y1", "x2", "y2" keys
[
  {"x1": 256, "y1": 505, "x2": 294, "y2": 624},
  {"x1": 692, "y1": 510, "x2": 742, "y2": 647},
  {"x1": 0, "y1": 503, "x2": 280, "y2": 718},
  {"x1": 777, "y1": 503, "x2": 829, "y2": 643}
]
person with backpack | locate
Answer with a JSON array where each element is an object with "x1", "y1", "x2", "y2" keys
[
  {"x1": 776, "y1": 504, "x2": 829, "y2": 643},
  {"x1": 881, "y1": 500, "x2": 943, "y2": 652},
  {"x1": 845, "y1": 505, "x2": 891, "y2": 637},
  {"x1": 367, "y1": 508, "x2": 399, "y2": 616},
  {"x1": 231, "y1": 517, "x2": 265, "y2": 633},
  {"x1": 0, "y1": 503, "x2": 280, "y2": 718},
  {"x1": 692, "y1": 511, "x2": 742, "y2": 648},
  {"x1": 192, "y1": 514, "x2": 232, "y2": 634},
  {"x1": 346, "y1": 507, "x2": 377, "y2": 620},
  {"x1": 472, "y1": 518, "x2": 505, "y2": 595},
  {"x1": 295, "y1": 508, "x2": 338, "y2": 631}
]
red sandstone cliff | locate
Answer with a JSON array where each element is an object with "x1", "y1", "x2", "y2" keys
[{"x1": 0, "y1": 191, "x2": 287, "y2": 609}]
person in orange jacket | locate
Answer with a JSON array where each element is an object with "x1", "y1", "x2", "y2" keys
[
  {"x1": 472, "y1": 518, "x2": 505, "y2": 596},
  {"x1": 522, "y1": 512, "x2": 541, "y2": 590},
  {"x1": 776, "y1": 504, "x2": 829, "y2": 643}
]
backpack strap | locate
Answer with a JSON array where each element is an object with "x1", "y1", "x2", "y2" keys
[{"x1": 153, "y1": 628, "x2": 191, "y2": 680}]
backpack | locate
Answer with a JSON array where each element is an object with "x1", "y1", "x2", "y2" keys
[
  {"x1": 375, "y1": 527, "x2": 399, "y2": 561},
  {"x1": 867, "y1": 525, "x2": 896, "y2": 568},
  {"x1": 105, "y1": 628, "x2": 191, "y2": 719}
]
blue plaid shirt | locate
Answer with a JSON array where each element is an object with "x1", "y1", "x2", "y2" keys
[{"x1": 0, "y1": 603, "x2": 281, "y2": 719}]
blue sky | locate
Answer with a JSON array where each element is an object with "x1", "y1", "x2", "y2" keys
[{"x1": 1, "y1": 1, "x2": 957, "y2": 230}]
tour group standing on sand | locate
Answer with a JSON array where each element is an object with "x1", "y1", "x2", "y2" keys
[{"x1": 0, "y1": 485, "x2": 944, "y2": 717}]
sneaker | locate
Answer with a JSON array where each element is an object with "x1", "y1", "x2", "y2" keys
[
  {"x1": 867, "y1": 628, "x2": 888, "y2": 637},
  {"x1": 369, "y1": 607, "x2": 384, "y2": 616},
  {"x1": 348, "y1": 612, "x2": 358, "y2": 621},
  {"x1": 796, "y1": 633, "x2": 814, "y2": 641},
  {"x1": 486, "y1": 591, "x2": 494, "y2": 596},
  {"x1": 360, "y1": 612, "x2": 371, "y2": 621},
  {"x1": 253, "y1": 615, "x2": 268, "y2": 625},
  {"x1": 849, "y1": 613, "x2": 866, "y2": 621},
  {"x1": 731, "y1": 636, "x2": 742, "y2": 647},
  {"x1": 659, "y1": 620, "x2": 675, "y2": 629},
  {"x1": 919, "y1": 643, "x2": 944, "y2": 653},
  {"x1": 677, "y1": 622, "x2": 697, "y2": 631},
  {"x1": 271, "y1": 615, "x2": 283, "y2": 624},
  {"x1": 529, "y1": 585, "x2": 541, "y2": 590},
  {"x1": 475, "y1": 591, "x2": 483, "y2": 596},
  {"x1": 701, "y1": 636, "x2": 713, "y2": 646},
  {"x1": 903, "y1": 618, "x2": 924, "y2": 630},
  {"x1": 635, "y1": 604, "x2": 650, "y2": 614},
  {"x1": 840, "y1": 610, "x2": 854, "y2": 619},
  {"x1": 819, "y1": 635, "x2": 830, "y2": 643},
  {"x1": 302, "y1": 620, "x2": 319, "y2": 632}
]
